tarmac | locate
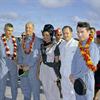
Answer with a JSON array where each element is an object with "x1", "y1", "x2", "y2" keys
[
  {"x1": 5, "y1": 79, "x2": 63, "y2": 100},
  {"x1": 5, "y1": 78, "x2": 100, "y2": 100}
]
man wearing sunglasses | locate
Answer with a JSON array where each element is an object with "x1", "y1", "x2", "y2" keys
[
  {"x1": 21, "y1": 32, "x2": 26, "y2": 39},
  {"x1": 54, "y1": 28, "x2": 64, "y2": 45},
  {"x1": 53, "y1": 28, "x2": 64, "y2": 96}
]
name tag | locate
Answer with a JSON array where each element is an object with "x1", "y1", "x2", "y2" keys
[{"x1": 33, "y1": 49, "x2": 38, "y2": 57}]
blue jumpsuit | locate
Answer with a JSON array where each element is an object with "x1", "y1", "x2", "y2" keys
[
  {"x1": 18, "y1": 35, "x2": 42, "y2": 100},
  {"x1": 71, "y1": 40, "x2": 99, "y2": 100},
  {"x1": 0, "y1": 36, "x2": 19, "y2": 100}
]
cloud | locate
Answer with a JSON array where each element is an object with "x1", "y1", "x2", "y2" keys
[
  {"x1": 17, "y1": 0, "x2": 27, "y2": 5},
  {"x1": 44, "y1": 12, "x2": 51, "y2": 16},
  {"x1": 0, "y1": 0, "x2": 7, "y2": 4},
  {"x1": 0, "y1": 12, "x2": 19, "y2": 19},
  {"x1": 86, "y1": 11, "x2": 100, "y2": 20},
  {"x1": 0, "y1": 18, "x2": 6, "y2": 23},
  {"x1": 38, "y1": 0, "x2": 74, "y2": 8},
  {"x1": 36, "y1": 16, "x2": 45, "y2": 24},
  {"x1": 69, "y1": 16, "x2": 99, "y2": 27},
  {"x1": 83, "y1": 0, "x2": 100, "y2": 12},
  {"x1": 0, "y1": 12, "x2": 29, "y2": 20}
]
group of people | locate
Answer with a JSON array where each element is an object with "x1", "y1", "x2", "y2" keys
[{"x1": 0, "y1": 22, "x2": 100, "y2": 100}]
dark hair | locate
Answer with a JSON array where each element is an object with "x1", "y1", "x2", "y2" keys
[
  {"x1": 97, "y1": 35, "x2": 100, "y2": 39},
  {"x1": 76, "y1": 22, "x2": 90, "y2": 31},
  {"x1": 42, "y1": 24, "x2": 54, "y2": 41},
  {"x1": 4, "y1": 23, "x2": 13, "y2": 29},
  {"x1": 90, "y1": 27, "x2": 96, "y2": 31},
  {"x1": 62, "y1": 26, "x2": 73, "y2": 32}
]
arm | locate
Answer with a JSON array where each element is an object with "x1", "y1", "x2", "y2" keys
[
  {"x1": 55, "y1": 56, "x2": 59, "y2": 62},
  {"x1": 71, "y1": 50, "x2": 77, "y2": 75},
  {"x1": 18, "y1": 42, "x2": 23, "y2": 69},
  {"x1": 14, "y1": 38, "x2": 19, "y2": 65},
  {"x1": 36, "y1": 55, "x2": 42, "y2": 81},
  {"x1": 54, "y1": 46, "x2": 60, "y2": 81}
]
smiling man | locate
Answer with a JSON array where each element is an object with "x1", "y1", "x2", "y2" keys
[
  {"x1": 18, "y1": 22, "x2": 42, "y2": 100},
  {"x1": 69, "y1": 22, "x2": 99, "y2": 100},
  {"x1": 59, "y1": 26, "x2": 78, "y2": 100},
  {"x1": 0, "y1": 23, "x2": 19, "y2": 100}
]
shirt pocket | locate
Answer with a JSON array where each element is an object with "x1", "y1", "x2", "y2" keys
[{"x1": 32, "y1": 47, "x2": 39, "y2": 58}]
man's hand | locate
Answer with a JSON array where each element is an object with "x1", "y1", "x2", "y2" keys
[
  {"x1": 69, "y1": 74, "x2": 75, "y2": 85},
  {"x1": 36, "y1": 73, "x2": 40, "y2": 81},
  {"x1": 14, "y1": 60, "x2": 18, "y2": 65},
  {"x1": 23, "y1": 65, "x2": 30, "y2": 72},
  {"x1": 18, "y1": 63, "x2": 23, "y2": 69}
]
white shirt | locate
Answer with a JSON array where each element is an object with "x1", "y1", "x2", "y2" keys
[{"x1": 59, "y1": 38, "x2": 78, "y2": 77}]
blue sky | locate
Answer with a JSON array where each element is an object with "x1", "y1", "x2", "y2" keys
[{"x1": 0, "y1": 0, "x2": 100, "y2": 38}]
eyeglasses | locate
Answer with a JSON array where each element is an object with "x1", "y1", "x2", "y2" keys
[
  {"x1": 22, "y1": 35, "x2": 26, "y2": 37},
  {"x1": 57, "y1": 34, "x2": 62, "y2": 36}
]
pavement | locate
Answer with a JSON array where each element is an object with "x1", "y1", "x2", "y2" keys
[
  {"x1": 5, "y1": 78, "x2": 100, "y2": 100},
  {"x1": 5, "y1": 79, "x2": 63, "y2": 100}
]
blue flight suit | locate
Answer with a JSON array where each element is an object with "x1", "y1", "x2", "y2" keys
[
  {"x1": 18, "y1": 34, "x2": 42, "y2": 100},
  {"x1": 0, "y1": 36, "x2": 19, "y2": 100},
  {"x1": 71, "y1": 40, "x2": 99, "y2": 100}
]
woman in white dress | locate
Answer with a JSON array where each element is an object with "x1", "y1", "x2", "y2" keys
[{"x1": 37, "y1": 24, "x2": 60, "y2": 100}]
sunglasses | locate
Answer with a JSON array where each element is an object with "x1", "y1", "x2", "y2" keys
[
  {"x1": 22, "y1": 35, "x2": 26, "y2": 37},
  {"x1": 56, "y1": 34, "x2": 62, "y2": 36}
]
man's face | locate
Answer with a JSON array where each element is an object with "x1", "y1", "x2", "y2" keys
[
  {"x1": 90, "y1": 29, "x2": 95, "y2": 37},
  {"x1": 25, "y1": 23, "x2": 34, "y2": 36},
  {"x1": 4, "y1": 26, "x2": 13, "y2": 38},
  {"x1": 63, "y1": 28, "x2": 72, "y2": 42},
  {"x1": 55, "y1": 33, "x2": 62, "y2": 40},
  {"x1": 22, "y1": 32, "x2": 26, "y2": 38},
  {"x1": 77, "y1": 27, "x2": 90, "y2": 42},
  {"x1": 97, "y1": 37, "x2": 100, "y2": 44}
]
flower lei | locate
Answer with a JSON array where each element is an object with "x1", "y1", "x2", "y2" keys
[
  {"x1": 78, "y1": 36, "x2": 98, "y2": 71},
  {"x1": 23, "y1": 33, "x2": 35, "y2": 55},
  {"x1": 1, "y1": 34, "x2": 17, "y2": 60}
]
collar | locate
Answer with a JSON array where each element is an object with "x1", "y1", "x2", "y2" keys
[
  {"x1": 65, "y1": 38, "x2": 73, "y2": 45},
  {"x1": 5, "y1": 36, "x2": 13, "y2": 41},
  {"x1": 81, "y1": 38, "x2": 88, "y2": 47},
  {"x1": 26, "y1": 34, "x2": 33, "y2": 41}
]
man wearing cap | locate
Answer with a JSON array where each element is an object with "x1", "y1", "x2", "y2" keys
[
  {"x1": 69, "y1": 22, "x2": 99, "y2": 100},
  {"x1": 53, "y1": 28, "x2": 64, "y2": 95},
  {"x1": 0, "y1": 23, "x2": 19, "y2": 100},
  {"x1": 94, "y1": 30, "x2": 100, "y2": 100},
  {"x1": 59, "y1": 26, "x2": 78, "y2": 100},
  {"x1": 18, "y1": 22, "x2": 42, "y2": 100},
  {"x1": 53, "y1": 28, "x2": 64, "y2": 45}
]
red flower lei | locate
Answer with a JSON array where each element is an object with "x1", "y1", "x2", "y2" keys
[
  {"x1": 78, "y1": 36, "x2": 98, "y2": 71},
  {"x1": 1, "y1": 34, "x2": 17, "y2": 60},
  {"x1": 23, "y1": 33, "x2": 35, "y2": 55}
]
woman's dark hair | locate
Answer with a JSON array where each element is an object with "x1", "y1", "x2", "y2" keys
[
  {"x1": 42, "y1": 24, "x2": 54, "y2": 41},
  {"x1": 76, "y1": 22, "x2": 90, "y2": 31}
]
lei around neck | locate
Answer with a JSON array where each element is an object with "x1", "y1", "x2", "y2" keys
[
  {"x1": 1, "y1": 34, "x2": 17, "y2": 60},
  {"x1": 23, "y1": 33, "x2": 35, "y2": 55},
  {"x1": 78, "y1": 36, "x2": 97, "y2": 71}
]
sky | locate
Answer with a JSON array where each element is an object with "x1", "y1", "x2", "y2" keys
[{"x1": 0, "y1": 0, "x2": 100, "y2": 38}]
